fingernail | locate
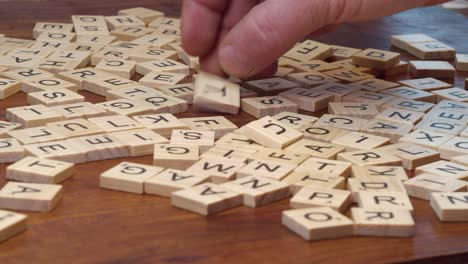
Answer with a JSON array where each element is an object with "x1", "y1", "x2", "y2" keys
[{"x1": 219, "y1": 44, "x2": 255, "y2": 78}]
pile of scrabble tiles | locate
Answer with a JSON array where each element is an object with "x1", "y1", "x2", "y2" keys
[{"x1": 0, "y1": 7, "x2": 468, "y2": 243}]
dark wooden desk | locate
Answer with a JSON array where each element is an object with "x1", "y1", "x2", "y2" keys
[{"x1": 1, "y1": 1, "x2": 468, "y2": 263}]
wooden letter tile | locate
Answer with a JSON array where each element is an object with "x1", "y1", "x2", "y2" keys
[
  {"x1": 144, "y1": 169, "x2": 210, "y2": 197},
  {"x1": 153, "y1": 144, "x2": 200, "y2": 170},
  {"x1": 351, "y1": 207, "x2": 415, "y2": 237},
  {"x1": 404, "y1": 173, "x2": 467, "y2": 200},
  {"x1": 241, "y1": 96, "x2": 298, "y2": 118},
  {"x1": 291, "y1": 187, "x2": 352, "y2": 213},
  {"x1": 6, "y1": 156, "x2": 74, "y2": 184},
  {"x1": 430, "y1": 192, "x2": 468, "y2": 222},
  {"x1": 0, "y1": 138, "x2": 25, "y2": 163},
  {"x1": 0, "y1": 182, "x2": 63, "y2": 212},
  {"x1": 356, "y1": 191, "x2": 413, "y2": 213},
  {"x1": 0, "y1": 210, "x2": 27, "y2": 243}
]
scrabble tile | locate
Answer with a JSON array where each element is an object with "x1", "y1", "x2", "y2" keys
[
  {"x1": 286, "y1": 139, "x2": 345, "y2": 160},
  {"x1": 432, "y1": 87, "x2": 468, "y2": 103},
  {"x1": 136, "y1": 59, "x2": 189, "y2": 75},
  {"x1": 291, "y1": 187, "x2": 351, "y2": 213},
  {"x1": 338, "y1": 149, "x2": 401, "y2": 166},
  {"x1": 278, "y1": 88, "x2": 333, "y2": 112},
  {"x1": 105, "y1": 15, "x2": 145, "y2": 30},
  {"x1": 0, "y1": 121, "x2": 21, "y2": 139},
  {"x1": 202, "y1": 145, "x2": 257, "y2": 163},
  {"x1": 58, "y1": 67, "x2": 111, "y2": 89},
  {"x1": 138, "y1": 93, "x2": 188, "y2": 114},
  {"x1": 132, "y1": 113, "x2": 187, "y2": 138},
  {"x1": 409, "y1": 61, "x2": 456, "y2": 79},
  {"x1": 283, "y1": 40, "x2": 333, "y2": 62},
  {"x1": 426, "y1": 108, "x2": 468, "y2": 124},
  {"x1": 96, "y1": 99, "x2": 154, "y2": 117},
  {"x1": 152, "y1": 27, "x2": 180, "y2": 37},
  {"x1": 216, "y1": 132, "x2": 264, "y2": 151},
  {"x1": 27, "y1": 89, "x2": 84, "y2": 106},
  {"x1": 75, "y1": 35, "x2": 115, "y2": 46},
  {"x1": 64, "y1": 42, "x2": 105, "y2": 53},
  {"x1": 110, "y1": 26, "x2": 154, "y2": 41},
  {"x1": 361, "y1": 119, "x2": 414, "y2": 143},
  {"x1": 295, "y1": 157, "x2": 352, "y2": 177},
  {"x1": 23, "y1": 140, "x2": 86, "y2": 164},
  {"x1": 382, "y1": 87, "x2": 436, "y2": 103},
  {"x1": 129, "y1": 47, "x2": 178, "y2": 62},
  {"x1": 0, "y1": 55, "x2": 42, "y2": 70},
  {"x1": 351, "y1": 166, "x2": 408, "y2": 181},
  {"x1": 399, "y1": 78, "x2": 452, "y2": 91},
  {"x1": 328, "y1": 102, "x2": 379, "y2": 120},
  {"x1": 315, "y1": 114, "x2": 367, "y2": 131},
  {"x1": 95, "y1": 59, "x2": 136, "y2": 79},
  {"x1": 450, "y1": 155, "x2": 468, "y2": 166},
  {"x1": 381, "y1": 61, "x2": 409, "y2": 76},
  {"x1": 245, "y1": 77, "x2": 301, "y2": 95},
  {"x1": 0, "y1": 210, "x2": 27, "y2": 243},
  {"x1": 100, "y1": 162, "x2": 164, "y2": 194},
  {"x1": 6, "y1": 157, "x2": 73, "y2": 184},
  {"x1": 33, "y1": 22, "x2": 74, "y2": 39},
  {"x1": 376, "y1": 143, "x2": 440, "y2": 170},
  {"x1": 415, "y1": 160, "x2": 468, "y2": 180},
  {"x1": 7, "y1": 126, "x2": 66, "y2": 145},
  {"x1": 144, "y1": 169, "x2": 209, "y2": 197},
  {"x1": 187, "y1": 158, "x2": 244, "y2": 183},
  {"x1": 407, "y1": 41, "x2": 456, "y2": 60},
  {"x1": 312, "y1": 82, "x2": 361, "y2": 101},
  {"x1": 356, "y1": 191, "x2": 413, "y2": 212},
  {"x1": 131, "y1": 34, "x2": 177, "y2": 48},
  {"x1": 50, "y1": 102, "x2": 109, "y2": 120},
  {"x1": 414, "y1": 118, "x2": 463, "y2": 136},
  {"x1": 342, "y1": 91, "x2": 395, "y2": 110},
  {"x1": 170, "y1": 130, "x2": 214, "y2": 153},
  {"x1": 351, "y1": 208, "x2": 415, "y2": 237},
  {"x1": 300, "y1": 125, "x2": 350, "y2": 143},
  {"x1": 240, "y1": 96, "x2": 298, "y2": 118},
  {"x1": 286, "y1": 71, "x2": 338, "y2": 88},
  {"x1": 148, "y1": 17, "x2": 180, "y2": 29},
  {"x1": 349, "y1": 78, "x2": 399, "y2": 93},
  {"x1": 88, "y1": 115, "x2": 144, "y2": 133},
  {"x1": 21, "y1": 77, "x2": 78, "y2": 94},
  {"x1": 282, "y1": 172, "x2": 345, "y2": 195},
  {"x1": 273, "y1": 112, "x2": 318, "y2": 130},
  {"x1": 375, "y1": 108, "x2": 425, "y2": 124},
  {"x1": 153, "y1": 144, "x2": 199, "y2": 170},
  {"x1": 249, "y1": 147, "x2": 309, "y2": 166},
  {"x1": 139, "y1": 71, "x2": 187, "y2": 89},
  {"x1": 171, "y1": 183, "x2": 242, "y2": 215},
  {"x1": 282, "y1": 207, "x2": 353, "y2": 241},
  {"x1": 82, "y1": 77, "x2": 138, "y2": 96},
  {"x1": 67, "y1": 134, "x2": 129, "y2": 162},
  {"x1": 0, "y1": 138, "x2": 25, "y2": 163},
  {"x1": 456, "y1": 54, "x2": 468, "y2": 71},
  {"x1": 348, "y1": 177, "x2": 407, "y2": 202},
  {"x1": 391, "y1": 34, "x2": 438, "y2": 51},
  {"x1": 180, "y1": 116, "x2": 237, "y2": 139},
  {"x1": 222, "y1": 176, "x2": 289, "y2": 207},
  {"x1": 192, "y1": 72, "x2": 240, "y2": 115},
  {"x1": 438, "y1": 137, "x2": 468, "y2": 159},
  {"x1": 119, "y1": 7, "x2": 164, "y2": 24},
  {"x1": 237, "y1": 159, "x2": 296, "y2": 181},
  {"x1": 0, "y1": 79, "x2": 21, "y2": 99},
  {"x1": 329, "y1": 59, "x2": 374, "y2": 74},
  {"x1": 36, "y1": 31, "x2": 76, "y2": 43},
  {"x1": 352, "y1": 48, "x2": 400, "y2": 70},
  {"x1": 382, "y1": 98, "x2": 435, "y2": 113},
  {"x1": 157, "y1": 83, "x2": 194, "y2": 102},
  {"x1": 282, "y1": 59, "x2": 341, "y2": 73},
  {"x1": 46, "y1": 118, "x2": 103, "y2": 138},
  {"x1": 72, "y1": 15, "x2": 109, "y2": 36},
  {"x1": 90, "y1": 48, "x2": 132, "y2": 66},
  {"x1": 329, "y1": 45, "x2": 362, "y2": 60},
  {"x1": 404, "y1": 173, "x2": 466, "y2": 200},
  {"x1": 0, "y1": 182, "x2": 63, "y2": 212},
  {"x1": 241, "y1": 116, "x2": 303, "y2": 149},
  {"x1": 110, "y1": 128, "x2": 168, "y2": 156},
  {"x1": 430, "y1": 192, "x2": 468, "y2": 222},
  {"x1": 399, "y1": 129, "x2": 454, "y2": 150},
  {"x1": 6, "y1": 105, "x2": 64, "y2": 128},
  {"x1": 332, "y1": 132, "x2": 390, "y2": 151},
  {"x1": 324, "y1": 68, "x2": 374, "y2": 83}
]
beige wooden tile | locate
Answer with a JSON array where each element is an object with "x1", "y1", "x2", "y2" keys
[
  {"x1": 382, "y1": 98, "x2": 435, "y2": 113},
  {"x1": 432, "y1": 87, "x2": 468, "y2": 103},
  {"x1": 72, "y1": 15, "x2": 109, "y2": 36},
  {"x1": 23, "y1": 140, "x2": 86, "y2": 164},
  {"x1": 6, "y1": 156, "x2": 73, "y2": 184},
  {"x1": 409, "y1": 61, "x2": 456, "y2": 79},
  {"x1": 202, "y1": 145, "x2": 257, "y2": 163},
  {"x1": 438, "y1": 137, "x2": 468, "y2": 159},
  {"x1": 282, "y1": 171, "x2": 345, "y2": 195},
  {"x1": 157, "y1": 83, "x2": 194, "y2": 102},
  {"x1": 21, "y1": 77, "x2": 78, "y2": 94},
  {"x1": 349, "y1": 78, "x2": 399, "y2": 92},
  {"x1": 215, "y1": 132, "x2": 264, "y2": 151},
  {"x1": 100, "y1": 162, "x2": 164, "y2": 194},
  {"x1": 0, "y1": 138, "x2": 25, "y2": 163},
  {"x1": 291, "y1": 187, "x2": 351, "y2": 213},
  {"x1": 342, "y1": 91, "x2": 395, "y2": 110},
  {"x1": 391, "y1": 34, "x2": 437, "y2": 51},
  {"x1": 286, "y1": 139, "x2": 345, "y2": 160},
  {"x1": 382, "y1": 60, "x2": 409, "y2": 76},
  {"x1": 58, "y1": 67, "x2": 111, "y2": 89},
  {"x1": 27, "y1": 89, "x2": 84, "y2": 106},
  {"x1": 170, "y1": 129, "x2": 214, "y2": 153},
  {"x1": 279, "y1": 87, "x2": 336, "y2": 112},
  {"x1": 96, "y1": 99, "x2": 154, "y2": 117},
  {"x1": 329, "y1": 59, "x2": 374, "y2": 74},
  {"x1": 131, "y1": 34, "x2": 176, "y2": 48},
  {"x1": 415, "y1": 160, "x2": 468, "y2": 180},
  {"x1": 64, "y1": 43, "x2": 105, "y2": 53},
  {"x1": 179, "y1": 116, "x2": 237, "y2": 140},
  {"x1": 399, "y1": 78, "x2": 452, "y2": 91},
  {"x1": 7, "y1": 126, "x2": 66, "y2": 145},
  {"x1": 75, "y1": 35, "x2": 115, "y2": 45},
  {"x1": 413, "y1": 116, "x2": 465, "y2": 137},
  {"x1": 241, "y1": 96, "x2": 298, "y2": 118},
  {"x1": 50, "y1": 102, "x2": 109, "y2": 120},
  {"x1": 399, "y1": 129, "x2": 454, "y2": 150},
  {"x1": 237, "y1": 159, "x2": 296, "y2": 181},
  {"x1": 6, "y1": 104, "x2": 64, "y2": 128},
  {"x1": 328, "y1": 102, "x2": 379, "y2": 120},
  {"x1": 129, "y1": 47, "x2": 177, "y2": 62},
  {"x1": 0, "y1": 182, "x2": 63, "y2": 212},
  {"x1": 300, "y1": 125, "x2": 350, "y2": 143},
  {"x1": 324, "y1": 68, "x2": 374, "y2": 83},
  {"x1": 139, "y1": 71, "x2": 186, "y2": 90},
  {"x1": 144, "y1": 169, "x2": 209, "y2": 197},
  {"x1": 148, "y1": 17, "x2": 180, "y2": 29},
  {"x1": 248, "y1": 147, "x2": 308, "y2": 166},
  {"x1": 136, "y1": 59, "x2": 189, "y2": 75},
  {"x1": 351, "y1": 166, "x2": 408, "y2": 181},
  {"x1": 33, "y1": 22, "x2": 74, "y2": 39},
  {"x1": 133, "y1": 113, "x2": 188, "y2": 138},
  {"x1": 382, "y1": 86, "x2": 436, "y2": 103},
  {"x1": 46, "y1": 118, "x2": 103, "y2": 138},
  {"x1": 171, "y1": 183, "x2": 242, "y2": 216},
  {"x1": 192, "y1": 72, "x2": 240, "y2": 115},
  {"x1": 282, "y1": 207, "x2": 353, "y2": 241},
  {"x1": 66, "y1": 134, "x2": 129, "y2": 162},
  {"x1": 329, "y1": 45, "x2": 362, "y2": 60},
  {"x1": 365, "y1": 118, "x2": 417, "y2": 145},
  {"x1": 245, "y1": 77, "x2": 301, "y2": 94},
  {"x1": 95, "y1": 59, "x2": 136, "y2": 79},
  {"x1": 0, "y1": 121, "x2": 21, "y2": 139},
  {"x1": 315, "y1": 114, "x2": 367, "y2": 131},
  {"x1": 152, "y1": 26, "x2": 180, "y2": 37},
  {"x1": 356, "y1": 191, "x2": 413, "y2": 212},
  {"x1": 456, "y1": 54, "x2": 468, "y2": 71},
  {"x1": 90, "y1": 48, "x2": 132, "y2": 66},
  {"x1": 338, "y1": 149, "x2": 401, "y2": 166},
  {"x1": 88, "y1": 115, "x2": 144, "y2": 133},
  {"x1": 315, "y1": 82, "x2": 362, "y2": 102},
  {"x1": 273, "y1": 112, "x2": 318, "y2": 130},
  {"x1": 110, "y1": 26, "x2": 154, "y2": 41},
  {"x1": 36, "y1": 32, "x2": 75, "y2": 43},
  {"x1": 222, "y1": 176, "x2": 289, "y2": 208},
  {"x1": 430, "y1": 192, "x2": 468, "y2": 222},
  {"x1": 286, "y1": 71, "x2": 338, "y2": 88},
  {"x1": 352, "y1": 48, "x2": 400, "y2": 70},
  {"x1": 332, "y1": 132, "x2": 390, "y2": 151},
  {"x1": 351, "y1": 207, "x2": 415, "y2": 237},
  {"x1": 0, "y1": 68, "x2": 52, "y2": 81},
  {"x1": 105, "y1": 15, "x2": 145, "y2": 30},
  {"x1": 0, "y1": 209, "x2": 27, "y2": 243},
  {"x1": 153, "y1": 144, "x2": 199, "y2": 170},
  {"x1": 110, "y1": 128, "x2": 168, "y2": 156},
  {"x1": 407, "y1": 41, "x2": 456, "y2": 60},
  {"x1": 375, "y1": 108, "x2": 424, "y2": 124},
  {"x1": 376, "y1": 143, "x2": 440, "y2": 170},
  {"x1": 348, "y1": 177, "x2": 406, "y2": 202},
  {"x1": 295, "y1": 157, "x2": 352, "y2": 177},
  {"x1": 187, "y1": 158, "x2": 244, "y2": 184},
  {"x1": 283, "y1": 40, "x2": 333, "y2": 62},
  {"x1": 105, "y1": 84, "x2": 162, "y2": 100},
  {"x1": 282, "y1": 59, "x2": 340, "y2": 73},
  {"x1": 404, "y1": 173, "x2": 466, "y2": 200},
  {"x1": 241, "y1": 116, "x2": 303, "y2": 149},
  {"x1": 119, "y1": 7, "x2": 163, "y2": 24},
  {"x1": 0, "y1": 79, "x2": 21, "y2": 99}
]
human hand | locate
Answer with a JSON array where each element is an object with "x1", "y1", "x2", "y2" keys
[{"x1": 181, "y1": 0, "x2": 448, "y2": 79}]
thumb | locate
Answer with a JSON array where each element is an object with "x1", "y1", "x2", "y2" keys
[{"x1": 217, "y1": 0, "x2": 448, "y2": 79}]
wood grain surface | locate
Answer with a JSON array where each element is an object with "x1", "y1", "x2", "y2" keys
[{"x1": 0, "y1": 1, "x2": 468, "y2": 263}]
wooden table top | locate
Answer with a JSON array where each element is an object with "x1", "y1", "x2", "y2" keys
[{"x1": 0, "y1": 1, "x2": 468, "y2": 263}]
